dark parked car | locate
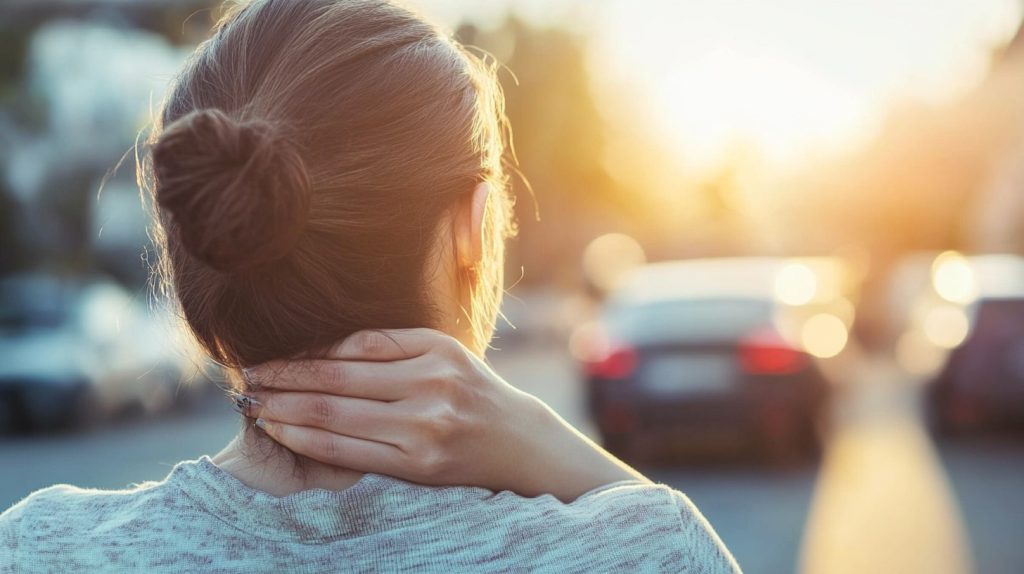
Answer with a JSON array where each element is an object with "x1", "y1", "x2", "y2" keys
[
  {"x1": 576, "y1": 258, "x2": 849, "y2": 461},
  {"x1": 932, "y1": 297, "x2": 1024, "y2": 432},
  {"x1": 921, "y1": 255, "x2": 1024, "y2": 432},
  {"x1": 887, "y1": 253, "x2": 1024, "y2": 432}
]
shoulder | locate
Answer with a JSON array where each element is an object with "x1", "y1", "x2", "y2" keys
[
  {"x1": 0, "y1": 490, "x2": 33, "y2": 574},
  {"x1": 3, "y1": 478, "x2": 175, "y2": 524},
  {"x1": 472, "y1": 481, "x2": 742, "y2": 573},
  {"x1": 0, "y1": 484, "x2": 115, "y2": 572},
  {"x1": 582, "y1": 481, "x2": 741, "y2": 572},
  {"x1": 1, "y1": 483, "x2": 110, "y2": 542},
  {"x1": 0, "y1": 478, "x2": 192, "y2": 571},
  {"x1": 661, "y1": 487, "x2": 743, "y2": 573}
]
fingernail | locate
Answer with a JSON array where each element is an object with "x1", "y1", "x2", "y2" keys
[
  {"x1": 254, "y1": 418, "x2": 270, "y2": 432},
  {"x1": 230, "y1": 393, "x2": 262, "y2": 416}
]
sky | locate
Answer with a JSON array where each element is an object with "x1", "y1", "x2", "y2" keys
[{"x1": 413, "y1": 0, "x2": 1023, "y2": 170}]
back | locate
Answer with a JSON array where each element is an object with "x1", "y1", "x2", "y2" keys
[{"x1": 1, "y1": 457, "x2": 740, "y2": 573}]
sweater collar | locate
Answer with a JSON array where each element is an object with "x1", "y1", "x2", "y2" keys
[{"x1": 168, "y1": 456, "x2": 490, "y2": 544}]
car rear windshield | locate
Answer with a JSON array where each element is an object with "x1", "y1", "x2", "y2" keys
[
  {"x1": 972, "y1": 299, "x2": 1024, "y2": 338},
  {"x1": 607, "y1": 298, "x2": 773, "y2": 346}
]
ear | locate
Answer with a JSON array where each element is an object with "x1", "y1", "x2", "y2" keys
[{"x1": 455, "y1": 182, "x2": 490, "y2": 269}]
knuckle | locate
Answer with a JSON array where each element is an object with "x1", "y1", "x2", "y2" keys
[
  {"x1": 436, "y1": 405, "x2": 462, "y2": 436},
  {"x1": 314, "y1": 434, "x2": 340, "y2": 462},
  {"x1": 419, "y1": 358, "x2": 483, "y2": 401},
  {"x1": 324, "y1": 362, "x2": 349, "y2": 392},
  {"x1": 409, "y1": 410, "x2": 455, "y2": 450},
  {"x1": 448, "y1": 383, "x2": 478, "y2": 412},
  {"x1": 440, "y1": 368, "x2": 473, "y2": 400},
  {"x1": 438, "y1": 338, "x2": 464, "y2": 361},
  {"x1": 423, "y1": 403, "x2": 463, "y2": 442},
  {"x1": 290, "y1": 361, "x2": 329, "y2": 391},
  {"x1": 357, "y1": 330, "x2": 390, "y2": 356},
  {"x1": 414, "y1": 448, "x2": 451, "y2": 481},
  {"x1": 308, "y1": 395, "x2": 334, "y2": 426},
  {"x1": 427, "y1": 369, "x2": 455, "y2": 394}
]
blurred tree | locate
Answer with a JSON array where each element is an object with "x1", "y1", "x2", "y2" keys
[
  {"x1": 771, "y1": 16, "x2": 1024, "y2": 348},
  {"x1": 457, "y1": 19, "x2": 651, "y2": 288},
  {"x1": 1, "y1": 7, "x2": 658, "y2": 290}
]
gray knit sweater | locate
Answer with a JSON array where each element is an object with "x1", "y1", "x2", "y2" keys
[{"x1": 0, "y1": 456, "x2": 740, "y2": 573}]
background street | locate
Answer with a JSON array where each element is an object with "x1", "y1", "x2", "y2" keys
[{"x1": 3, "y1": 2, "x2": 1024, "y2": 572}]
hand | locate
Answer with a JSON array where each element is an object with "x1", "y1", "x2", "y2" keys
[{"x1": 241, "y1": 328, "x2": 649, "y2": 501}]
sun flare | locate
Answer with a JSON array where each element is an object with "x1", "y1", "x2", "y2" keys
[{"x1": 590, "y1": 0, "x2": 1022, "y2": 171}]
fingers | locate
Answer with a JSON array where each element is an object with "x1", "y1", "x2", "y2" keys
[
  {"x1": 248, "y1": 392, "x2": 407, "y2": 444},
  {"x1": 245, "y1": 358, "x2": 420, "y2": 400},
  {"x1": 256, "y1": 419, "x2": 407, "y2": 476},
  {"x1": 328, "y1": 328, "x2": 454, "y2": 361}
]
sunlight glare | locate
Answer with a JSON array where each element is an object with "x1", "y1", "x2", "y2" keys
[
  {"x1": 582, "y1": 233, "x2": 646, "y2": 292},
  {"x1": 922, "y1": 306, "x2": 970, "y2": 349},
  {"x1": 800, "y1": 313, "x2": 848, "y2": 358},
  {"x1": 594, "y1": 0, "x2": 1022, "y2": 170},
  {"x1": 896, "y1": 331, "x2": 948, "y2": 377},
  {"x1": 775, "y1": 262, "x2": 819, "y2": 306},
  {"x1": 931, "y1": 251, "x2": 978, "y2": 304},
  {"x1": 655, "y1": 50, "x2": 865, "y2": 167}
]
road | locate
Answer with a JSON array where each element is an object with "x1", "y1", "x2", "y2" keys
[{"x1": 1, "y1": 343, "x2": 1022, "y2": 574}]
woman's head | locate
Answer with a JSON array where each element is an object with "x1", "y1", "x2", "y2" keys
[{"x1": 145, "y1": 0, "x2": 514, "y2": 377}]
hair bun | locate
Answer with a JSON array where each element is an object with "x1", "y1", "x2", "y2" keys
[{"x1": 152, "y1": 108, "x2": 311, "y2": 273}]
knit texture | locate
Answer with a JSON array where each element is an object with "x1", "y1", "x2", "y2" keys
[{"x1": 0, "y1": 457, "x2": 740, "y2": 573}]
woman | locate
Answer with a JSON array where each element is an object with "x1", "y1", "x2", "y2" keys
[{"x1": 0, "y1": 0, "x2": 739, "y2": 571}]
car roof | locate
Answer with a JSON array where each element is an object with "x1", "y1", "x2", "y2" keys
[
  {"x1": 968, "y1": 255, "x2": 1024, "y2": 298},
  {"x1": 610, "y1": 256, "x2": 840, "y2": 306},
  {"x1": 892, "y1": 252, "x2": 1024, "y2": 299}
]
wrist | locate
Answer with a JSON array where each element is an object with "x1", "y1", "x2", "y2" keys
[{"x1": 513, "y1": 394, "x2": 650, "y2": 501}]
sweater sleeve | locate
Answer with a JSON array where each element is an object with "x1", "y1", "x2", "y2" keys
[
  {"x1": 668, "y1": 489, "x2": 744, "y2": 574},
  {"x1": 0, "y1": 496, "x2": 28, "y2": 574}
]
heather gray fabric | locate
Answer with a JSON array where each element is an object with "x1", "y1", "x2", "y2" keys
[{"x1": 0, "y1": 456, "x2": 741, "y2": 573}]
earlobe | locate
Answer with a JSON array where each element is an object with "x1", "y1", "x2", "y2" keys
[{"x1": 456, "y1": 182, "x2": 490, "y2": 268}]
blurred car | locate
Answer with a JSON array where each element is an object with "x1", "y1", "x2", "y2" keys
[
  {"x1": 892, "y1": 253, "x2": 1024, "y2": 432},
  {"x1": 574, "y1": 257, "x2": 855, "y2": 461},
  {"x1": 494, "y1": 288, "x2": 592, "y2": 347},
  {"x1": 0, "y1": 274, "x2": 200, "y2": 432}
]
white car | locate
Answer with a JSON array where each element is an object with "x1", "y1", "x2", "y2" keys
[{"x1": 0, "y1": 274, "x2": 202, "y2": 432}]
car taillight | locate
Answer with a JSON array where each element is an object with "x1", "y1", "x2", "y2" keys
[
  {"x1": 739, "y1": 328, "x2": 806, "y2": 375},
  {"x1": 584, "y1": 345, "x2": 638, "y2": 379}
]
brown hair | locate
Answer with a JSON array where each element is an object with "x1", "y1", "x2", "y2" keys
[{"x1": 143, "y1": 0, "x2": 514, "y2": 378}]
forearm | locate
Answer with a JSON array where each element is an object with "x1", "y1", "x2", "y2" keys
[{"x1": 508, "y1": 396, "x2": 651, "y2": 502}]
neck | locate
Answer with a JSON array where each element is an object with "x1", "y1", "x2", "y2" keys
[{"x1": 211, "y1": 432, "x2": 364, "y2": 497}]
